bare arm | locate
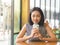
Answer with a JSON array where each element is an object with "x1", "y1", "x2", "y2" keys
[
  {"x1": 39, "y1": 24, "x2": 57, "y2": 41},
  {"x1": 16, "y1": 24, "x2": 32, "y2": 43}
]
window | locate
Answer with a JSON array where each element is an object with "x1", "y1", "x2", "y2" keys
[
  {"x1": 30, "y1": 0, "x2": 60, "y2": 29},
  {"x1": 0, "y1": 0, "x2": 12, "y2": 45}
]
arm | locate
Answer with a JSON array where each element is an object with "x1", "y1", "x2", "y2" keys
[
  {"x1": 16, "y1": 24, "x2": 32, "y2": 43},
  {"x1": 39, "y1": 24, "x2": 57, "y2": 41}
]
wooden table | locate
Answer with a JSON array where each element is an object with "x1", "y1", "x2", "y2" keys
[{"x1": 16, "y1": 41, "x2": 60, "y2": 45}]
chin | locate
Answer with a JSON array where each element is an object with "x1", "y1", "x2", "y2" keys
[{"x1": 33, "y1": 22, "x2": 39, "y2": 24}]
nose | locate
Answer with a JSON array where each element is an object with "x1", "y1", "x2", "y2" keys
[
  {"x1": 34, "y1": 17, "x2": 38, "y2": 22},
  {"x1": 34, "y1": 17, "x2": 37, "y2": 20}
]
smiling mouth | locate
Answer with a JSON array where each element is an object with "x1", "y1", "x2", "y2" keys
[
  {"x1": 34, "y1": 20, "x2": 39, "y2": 23},
  {"x1": 35, "y1": 20, "x2": 38, "y2": 22}
]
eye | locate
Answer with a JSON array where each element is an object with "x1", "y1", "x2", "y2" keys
[
  {"x1": 37, "y1": 15, "x2": 40, "y2": 17},
  {"x1": 36, "y1": 14, "x2": 41, "y2": 18},
  {"x1": 32, "y1": 14, "x2": 35, "y2": 17}
]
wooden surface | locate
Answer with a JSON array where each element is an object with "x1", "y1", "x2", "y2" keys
[{"x1": 16, "y1": 41, "x2": 60, "y2": 45}]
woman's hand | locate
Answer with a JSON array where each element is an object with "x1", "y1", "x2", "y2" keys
[
  {"x1": 29, "y1": 28, "x2": 37, "y2": 38},
  {"x1": 38, "y1": 33, "x2": 43, "y2": 40},
  {"x1": 29, "y1": 28, "x2": 43, "y2": 38}
]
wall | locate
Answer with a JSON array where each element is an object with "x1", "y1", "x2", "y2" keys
[{"x1": 22, "y1": 0, "x2": 29, "y2": 27}]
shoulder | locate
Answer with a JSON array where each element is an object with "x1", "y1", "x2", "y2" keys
[
  {"x1": 22, "y1": 23, "x2": 30, "y2": 29},
  {"x1": 22, "y1": 23, "x2": 29, "y2": 27},
  {"x1": 26, "y1": 23, "x2": 31, "y2": 27},
  {"x1": 44, "y1": 20, "x2": 50, "y2": 28},
  {"x1": 44, "y1": 23, "x2": 48, "y2": 27},
  {"x1": 44, "y1": 23, "x2": 52, "y2": 31},
  {"x1": 22, "y1": 24, "x2": 26, "y2": 28},
  {"x1": 21, "y1": 24, "x2": 27, "y2": 31}
]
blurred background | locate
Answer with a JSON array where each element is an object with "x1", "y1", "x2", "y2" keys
[{"x1": 0, "y1": 0, "x2": 60, "y2": 45}]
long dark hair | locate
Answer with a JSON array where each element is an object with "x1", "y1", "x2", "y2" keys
[{"x1": 28, "y1": 7, "x2": 44, "y2": 26}]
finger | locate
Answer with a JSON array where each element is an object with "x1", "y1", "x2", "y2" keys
[
  {"x1": 34, "y1": 35, "x2": 39, "y2": 38},
  {"x1": 34, "y1": 30, "x2": 39, "y2": 32},
  {"x1": 32, "y1": 30, "x2": 38, "y2": 33}
]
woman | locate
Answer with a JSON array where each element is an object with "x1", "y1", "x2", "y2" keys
[{"x1": 16, "y1": 7, "x2": 57, "y2": 42}]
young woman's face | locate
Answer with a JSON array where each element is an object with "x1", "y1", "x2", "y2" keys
[{"x1": 31, "y1": 11, "x2": 41, "y2": 24}]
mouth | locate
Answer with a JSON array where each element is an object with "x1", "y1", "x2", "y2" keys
[{"x1": 34, "y1": 21, "x2": 39, "y2": 23}]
